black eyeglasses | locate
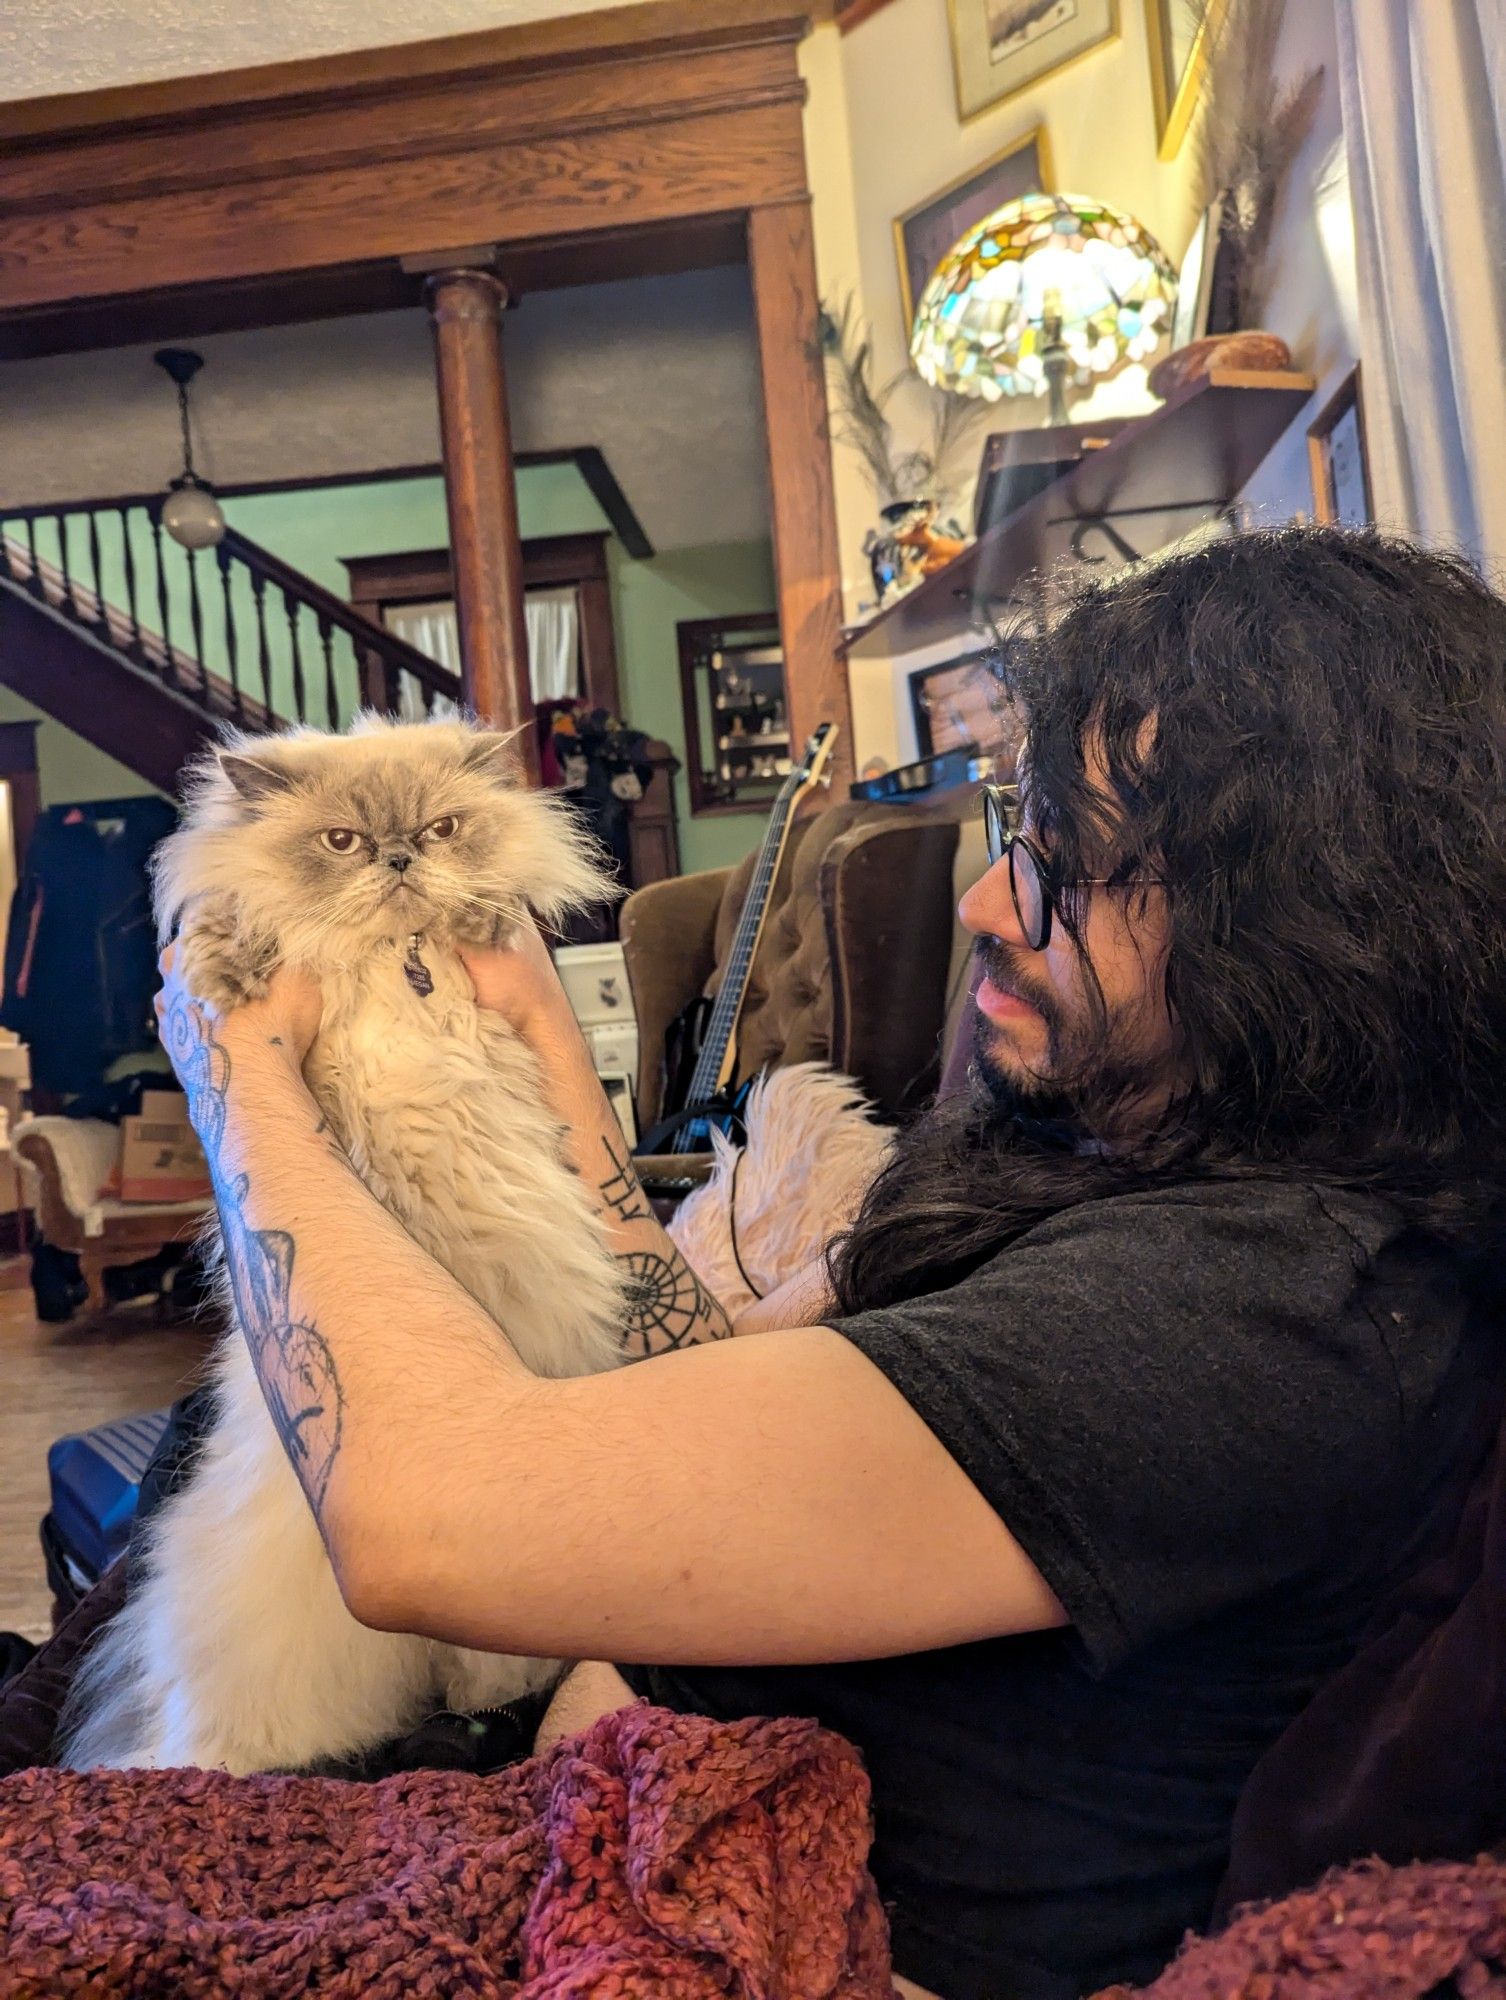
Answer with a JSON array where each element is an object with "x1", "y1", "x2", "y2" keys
[{"x1": 981, "y1": 782, "x2": 1148, "y2": 952}]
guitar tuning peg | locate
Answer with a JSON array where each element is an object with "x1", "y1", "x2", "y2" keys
[{"x1": 819, "y1": 769, "x2": 834, "y2": 788}]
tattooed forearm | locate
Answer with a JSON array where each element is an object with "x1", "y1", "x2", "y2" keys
[
  {"x1": 588, "y1": 1127, "x2": 731, "y2": 1354},
  {"x1": 162, "y1": 992, "x2": 346, "y2": 1527},
  {"x1": 598, "y1": 1129, "x2": 653, "y2": 1225},
  {"x1": 617, "y1": 1251, "x2": 732, "y2": 1358}
]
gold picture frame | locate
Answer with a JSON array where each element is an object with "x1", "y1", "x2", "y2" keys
[
  {"x1": 893, "y1": 125, "x2": 1054, "y2": 334},
  {"x1": 948, "y1": 0, "x2": 1119, "y2": 125},
  {"x1": 1145, "y1": 0, "x2": 1227, "y2": 160}
]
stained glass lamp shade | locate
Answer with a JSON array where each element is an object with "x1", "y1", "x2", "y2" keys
[{"x1": 911, "y1": 193, "x2": 1178, "y2": 424}]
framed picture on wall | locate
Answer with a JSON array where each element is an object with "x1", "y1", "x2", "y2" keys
[
  {"x1": 894, "y1": 126, "x2": 1052, "y2": 334},
  {"x1": 1306, "y1": 367, "x2": 1373, "y2": 528},
  {"x1": 949, "y1": 0, "x2": 1118, "y2": 123},
  {"x1": 1144, "y1": 0, "x2": 1225, "y2": 160},
  {"x1": 910, "y1": 649, "x2": 1018, "y2": 758}
]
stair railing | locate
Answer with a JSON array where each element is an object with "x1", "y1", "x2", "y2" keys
[{"x1": 0, "y1": 496, "x2": 464, "y2": 736}]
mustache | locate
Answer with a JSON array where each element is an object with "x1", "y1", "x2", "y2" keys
[{"x1": 975, "y1": 937, "x2": 1060, "y2": 1028}]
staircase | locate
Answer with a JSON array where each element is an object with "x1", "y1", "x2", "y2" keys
[{"x1": 0, "y1": 498, "x2": 462, "y2": 792}]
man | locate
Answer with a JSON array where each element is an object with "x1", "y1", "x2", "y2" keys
[{"x1": 151, "y1": 527, "x2": 1505, "y2": 1998}]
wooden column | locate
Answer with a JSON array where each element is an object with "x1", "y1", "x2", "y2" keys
[
  {"x1": 748, "y1": 198, "x2": 852, "y2": 796},
  {"x1": 423, "y1": 267, "x2": 540, "y2": 784}
]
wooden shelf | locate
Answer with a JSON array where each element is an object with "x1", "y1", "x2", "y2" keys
[{"x1": 843, "y1": 369, "x2": 1317, "y2": 660}]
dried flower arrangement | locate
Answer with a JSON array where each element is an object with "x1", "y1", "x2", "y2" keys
[
  {"x1": 818, "y1": 294, "x2": 988, "y2": 514},
  {"x1": 1192, "y1": 0, "x2": 1324, "y2": 329}
]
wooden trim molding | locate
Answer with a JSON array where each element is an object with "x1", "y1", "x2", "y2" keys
[
  {"x1": 0, "y1": 2, "x2": 812, "y2": 318},
  {"x1": 748, "y1": 201, "x2": 852, "y2": 792},
  {"x1": 0, "y1": 721, "x2": 41, "y2": 870}
]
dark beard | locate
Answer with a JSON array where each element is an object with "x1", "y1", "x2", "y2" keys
[{"x1": 969, "y1": 939, "x2": 1167, "y2": 1131}]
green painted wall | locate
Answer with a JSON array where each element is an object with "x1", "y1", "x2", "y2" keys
[
  {"x1": 0, "y1": 686, "x2": 158, "y2": 804},
  {"x1": 609, "y1": 540, "x2": 778, "y2": 875},
  {"x1": 10, "y1": 469, "x2": 776, "y2": 874}
]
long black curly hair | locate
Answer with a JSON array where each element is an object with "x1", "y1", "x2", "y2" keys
[{"x1": 829, "y1": 526, "x2": 1506, "y2": 1313}]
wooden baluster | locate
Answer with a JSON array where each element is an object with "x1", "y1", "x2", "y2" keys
[
  {"x1": 286, "y1": 590, "x2": 307, "y2": 723},
  {"x1": 118, "y1": 507, "x2": 142, "y2": 655},
  {"x1": 86, "y1": 510, "x2": 107, "y2": 632},
  {"x1": 217, "y1": 544, "x2": 243, "y2": 720},
  {"x1": 149, "y1": 511, "x2": 175, "y2": 678},
  {"x1": 317, "y1": 612, "x2": 338, "y2": 729},
  {"x1": 23, "y1": 515, "x2": 40, "y2": 595},
  {"x1": 251, "y1": 569, "x2": 271, "y2": 711},
  {"x1": 186, "y1": 548, "x2": 209, "y2": 701},
  {"x1": 359, "y1": 647, "x2": 391, "y2": 714},
  {"x1": 59, "y1": 516, "x2": 81, "y2": 620}
]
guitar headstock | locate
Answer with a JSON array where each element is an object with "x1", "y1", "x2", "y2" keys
[{"x1": 785, "y1": 722, "x2": 839, "y2": 804}]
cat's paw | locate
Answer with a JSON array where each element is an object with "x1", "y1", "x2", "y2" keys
[
  {"x1": 454, "y1": 905, "x2": 522, "y2": 952},
  {"x1": 177, "y1": 905, "x2": 271, "y2": 1014}
]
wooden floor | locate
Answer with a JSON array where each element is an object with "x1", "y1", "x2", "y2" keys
[{"x1": 0, "y1": 1272, "x2": 209, "y2": 1641}]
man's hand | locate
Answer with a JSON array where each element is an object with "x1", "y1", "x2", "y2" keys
[{"x1": 155, "y1": 940, "x2": 324, "y2": 1075}]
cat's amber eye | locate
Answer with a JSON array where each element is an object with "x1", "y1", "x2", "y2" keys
[
  {"x1": 423, "y1": 815, "x2": 460, "y2": 841},
  {"x1": 320, "y1": 827, "x2": 360, "y2": 854}
]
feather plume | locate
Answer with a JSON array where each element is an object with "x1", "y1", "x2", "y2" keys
[{"x1": 1191, "y1": 0, "x2": 1324, "y2": 329}]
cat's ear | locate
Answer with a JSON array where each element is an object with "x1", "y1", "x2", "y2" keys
[
  {"x1": 462, "y1": 732, "x2": 524, "y2": 785},
  {"x1": 219, "y1": 750, "x2": 297, "y2": 802}
]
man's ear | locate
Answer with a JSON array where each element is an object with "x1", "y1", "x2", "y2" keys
[
  {"x1": 463, "y1": 731, "x2": 524, "y2": 784},
  {"x1": 219, "y1": 750, "x2": 298, "y2": 801}
]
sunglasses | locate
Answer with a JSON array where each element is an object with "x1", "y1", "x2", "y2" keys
[{"x1": 981, "y1": 782, "x2": 1148, "y2": 952}]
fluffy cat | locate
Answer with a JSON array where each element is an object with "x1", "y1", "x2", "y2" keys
[{"x1": 58, "y1": 714, "x2": 626, "y2": 1775}]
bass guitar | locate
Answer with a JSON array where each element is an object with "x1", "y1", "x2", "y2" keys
[{"x1": 638, "y1": 721, "x2": 839, "y2": 1156}]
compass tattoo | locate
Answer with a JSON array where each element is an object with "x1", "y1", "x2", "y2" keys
[{"x1": 162, "y1": 991, "x2": 345, "y2": 1526}]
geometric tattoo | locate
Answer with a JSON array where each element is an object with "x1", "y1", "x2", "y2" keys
[
  {"x1": 162, "y1": 992, "x2": 345, "y2": 1523},
  {"x1": 593, "y1": 1129, "x2": 733, "y2": 1358},
  {"x1": 618, "y1": 1249, "x2": 729, "y2": 1359}
]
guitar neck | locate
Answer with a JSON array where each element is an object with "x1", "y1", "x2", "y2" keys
[{"x1": 682, "y1": 787, "x2": 799, "y2": 1109}]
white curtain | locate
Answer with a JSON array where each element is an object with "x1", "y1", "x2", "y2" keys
[
  {"x1": 384, "y1": 588, "x2": 581, "y2": 718},
  {"x1": 1334, "y1": 0, "x2": 1506, "y2": 571}
]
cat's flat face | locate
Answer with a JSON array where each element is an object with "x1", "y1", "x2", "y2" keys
[{"x1": 158, "y1": 718, "x2": 608, "y2": 966}]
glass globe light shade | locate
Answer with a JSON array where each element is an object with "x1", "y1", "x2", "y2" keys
[
  {"x1": 161, "y1": 477, "x2": 227, "y2": 550},
  {"x1": 910, "y1": 192, "x2": 1179, "y2": 403}
]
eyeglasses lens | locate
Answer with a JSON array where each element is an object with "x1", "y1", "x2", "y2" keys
[{"x1": 1009, "y1": 842, "x2": 1047, "y2": 949}]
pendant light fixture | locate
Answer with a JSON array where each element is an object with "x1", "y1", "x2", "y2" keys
[{"x1": 153, "y1": 347, "x2": 227, "y2": 549}]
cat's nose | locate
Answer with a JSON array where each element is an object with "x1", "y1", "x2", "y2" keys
[{"x1": 385, "y1": 851, "x2": 413, "y2": 874}]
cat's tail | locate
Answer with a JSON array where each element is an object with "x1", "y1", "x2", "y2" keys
[{"x1": 54, "y1": 1579, "x2": 162, "y2": 1770}]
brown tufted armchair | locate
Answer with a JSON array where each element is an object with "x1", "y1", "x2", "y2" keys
[{"x1": 620, "y1": 799, "x2": 961, "y2": 1134}]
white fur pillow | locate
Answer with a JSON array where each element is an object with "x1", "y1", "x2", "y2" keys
[{"x1": 667, "y1": 1064, "x2": 892, "y2": 1318}]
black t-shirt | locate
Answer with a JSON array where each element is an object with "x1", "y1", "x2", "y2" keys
[{"x1": 622, "y1": 1180, "x2": 1496, "y2": 1999}]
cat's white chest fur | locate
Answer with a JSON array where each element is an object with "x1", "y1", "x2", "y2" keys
[{"x1": 306, "y1": 936, "x2": 622, "y2": 1380}]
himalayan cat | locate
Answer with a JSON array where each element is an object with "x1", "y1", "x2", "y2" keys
[{"x1": 58, "y1": 715, "x2": 626, "y2": 1775}]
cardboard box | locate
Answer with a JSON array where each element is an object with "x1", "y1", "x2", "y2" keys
[{"x1": 118, "y1": 1089, "x2": 212, "y2": 1203}]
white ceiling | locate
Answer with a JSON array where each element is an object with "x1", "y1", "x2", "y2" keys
[
  {"x1": 0, "y1": 266, "x2": 773, "y2": 553},
  {"x1": 0, "y1": 0, "x2": 659, "y2": 103}
]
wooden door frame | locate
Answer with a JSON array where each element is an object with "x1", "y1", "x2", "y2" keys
[
  {"x1": 0, "y1": 0, "x2": 851, "y2": 788},
  {"x1": 343, "y1": 532, "x2": 623, "y2": 716}
]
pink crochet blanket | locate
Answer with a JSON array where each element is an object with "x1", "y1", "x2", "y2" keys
[
  {"x1": 0, "y1": 1703, "x2": 892, "y2": 1998},
  {"x1": 1092, "y1": 1854, "x2": 1506, "y2": 1999}
]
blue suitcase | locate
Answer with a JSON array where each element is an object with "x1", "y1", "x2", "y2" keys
[{"x1": 42, "y1": 1407, "x2": 172, "y2": 1608}]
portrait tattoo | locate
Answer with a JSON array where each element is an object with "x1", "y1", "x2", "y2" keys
[{"x1": 162, "y1": 991, "x2": 345, "y2": 1521}]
